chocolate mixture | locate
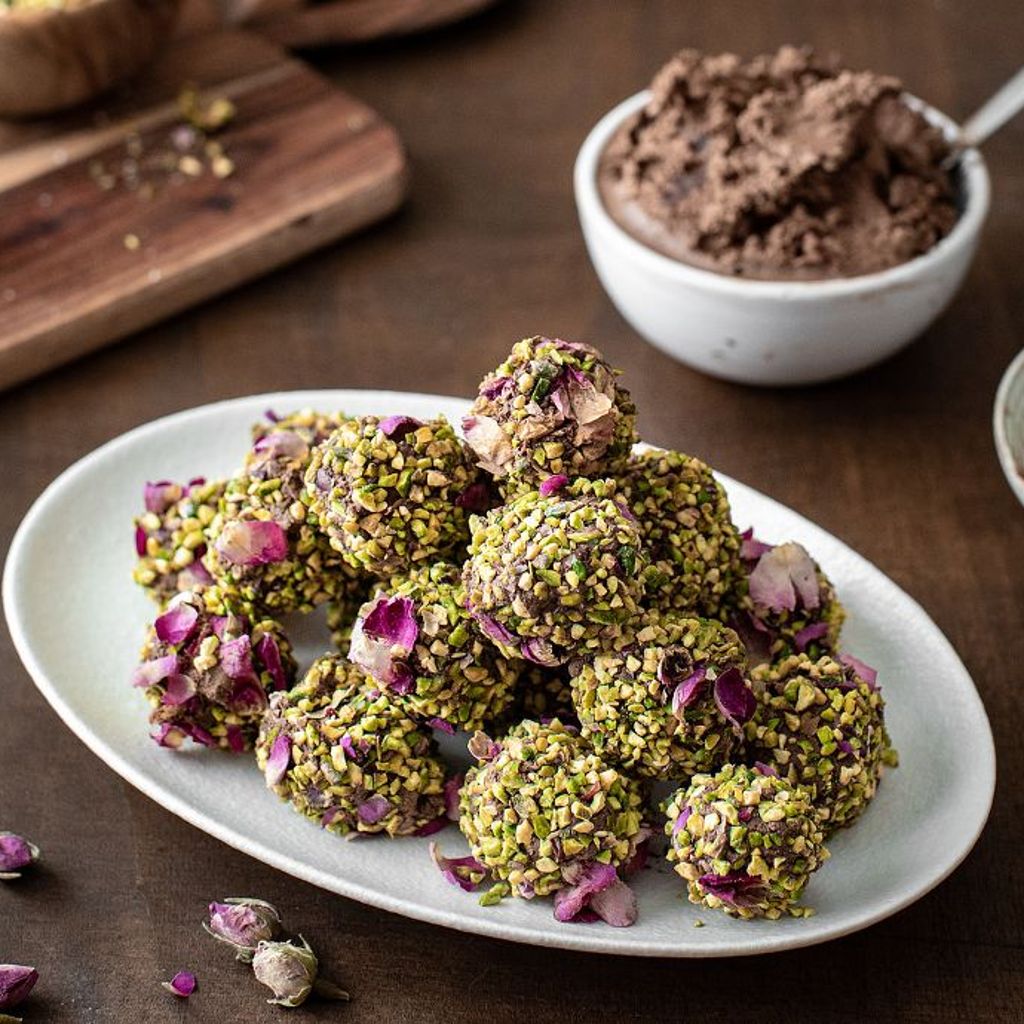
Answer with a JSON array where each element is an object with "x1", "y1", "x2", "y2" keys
[{"x1": 598, "y1": 46, "x2": 959, "y2": 280}]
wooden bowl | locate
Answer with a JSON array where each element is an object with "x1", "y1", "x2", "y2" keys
[{"x1": 0, "y1": 0, "x2": 181, "y2": 118}]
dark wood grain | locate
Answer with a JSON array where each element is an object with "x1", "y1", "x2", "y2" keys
[
  {"x1": 0, "y1": 29, "x2": 407, "y2": 389},
  {"x1": 1, "y1": 2, "x2": 1022, "y2": 1022}
]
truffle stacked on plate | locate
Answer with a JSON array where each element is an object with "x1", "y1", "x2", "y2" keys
[{"x1": 130, "y1": 336, "x2": 896, "y2": 926}]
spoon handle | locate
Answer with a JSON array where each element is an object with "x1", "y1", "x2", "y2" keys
[{"x1": 960, "y1": 66, "x2": 1024, "y2": 148}]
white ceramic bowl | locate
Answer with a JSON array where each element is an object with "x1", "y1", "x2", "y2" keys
[
  {"x1": 575, "y1": 91, "x2": 991, "y2": 386},
  {"x1": 994, "y1": 347, "x2": 1024, "y2": 507}
]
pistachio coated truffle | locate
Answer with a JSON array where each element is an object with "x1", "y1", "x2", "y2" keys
[
  {"x1": 571, "y1": 613, "x2": 755, "y2": 780},
  {"x1": 617, "y1": 448, "x2": 742, "y2": 618},
  {"x1": 732, "y1": 537, "x2": 845, "y2": 663},
  {"x1": 462, "y1": 478, "x2": 647, "y2": 666},
  {"x1": 745, "y1": 653, "x2": 896, "y2": 831},
  {"x1": 134, "y1": 585, "x2": 295, "y2": 751},
  {"x1": 347, "y1": 563, "x2": 520, "y2": 731},
  {"x1": 462, "y1": 336, "x2": 637, "y2": 495},
  {"x1": 459, "y1": 720, "x2": 647, "y2": 901},
  {"x1": 664, "y1": 763, "x2": 828, "y2": 920},
  {"x1": 133, "y1": 477, "x2": 225, "y2": 603},
  {"x1": 304, "y1": 415, "x2": 480, "y2": 577},
  {"x1": 204, "y1": 410, "x2": 362, "y2": 615},
  {"x1": 256, "y1": 654, "x2": 448, "y2": 837}
]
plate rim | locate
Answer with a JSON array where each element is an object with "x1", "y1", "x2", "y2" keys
[{"x1": 2, "y1": 388, "x2": 997, "y2": 958}]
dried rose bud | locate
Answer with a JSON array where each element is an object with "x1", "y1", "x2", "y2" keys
[
  {"x1": 0, "y1": 965, "x2": 38, "y2": 1011},
  {"x1": 203, "y1": 898, "x2": 282, "y2": 962},
  {"x1": 252, "y1": 938, "x2": 318, "y2": 1008},
  {"x1": 161, "y1": 971, "x2": 197, "y2": 998},
  {"x1": 0, "y1": 834, "x2": 39, "y2": 881}
]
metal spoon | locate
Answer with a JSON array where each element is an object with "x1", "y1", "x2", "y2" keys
[{"x1": 944, "y1": 65, "x2": 1024, "y2": 167}]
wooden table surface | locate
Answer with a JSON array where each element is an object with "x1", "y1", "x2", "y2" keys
[{"x1": 2, "y1": 2, "x2": 1022, "y2": 1021}]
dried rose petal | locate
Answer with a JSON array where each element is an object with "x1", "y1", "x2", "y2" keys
[
  {"x1": 698, "y1": 871, "x2": 766, "y2": 908},
  {"x1": 665, "y1": 661, "x2": 706, "y2": 715},
  {"x1": 153, "y1": 723, "x2": 188, "y2": 749},
  {"x1": 753, "y1": 761, "x2": 779, "y2": 777},
  {"x1": 748, "y1": 542, "x2": 820, "y2": 613},
  {"x1": 220, "y1": 635, "x2": 258, "y2": 683},
  {"x1": 429, "y1": 842, "x2": 487, "y2": 892},
  {"x1": 538, "y1": 474, "x2": 569, "y2": 497},
  {"x1": 474, "y1": 613, "x2": 515, "y2": 648},
  {"x1": 554, "y1": 862, "x2": 636, "y2": 927},
  {"x1": 0, "y1": 965, "x2": 38, "y2": 1010},
  {"x1": 794, "y1": 621, "x2": 830, "y2": 652},
  {"x1": 144, "y1": 480, "x2": 177, "y2": 515},
  {"x1": 348, "y1": 595, "x2": 419, "y2": 692},
  {"x1": 467, "y1": 731, "x2": 500, "y2": 762},
  {"x1": 154, "y1": 601, "x2": 199, "y2": 646},
  {"x1": 252, "y1": 431, "x2": 308, "y2": 462},
  {"x1": 161, "y1": 673, "x2": 197, "y2": 706},
  {"x1": 378, "y1": 415, "x2": 422, "y2": 438},
  {"x1": 131, "y1": 654, "x2": 179, "y2": 689},
  {"x1": 264, "y1": 733, "x2": 291, "y2": 786},
  {"x1": 739, "y1": 527, "x2": 773, "y2": 563},
  {"x1": 840, "y1": 653, "x2": 879, "y2": 690},
  {"x1": 162, "y1": 971, "x2": 197, "y2": 998},
  {"x1": 0, "y1": 834, "x2": 39, "y2": 880},
  {"x1": 454, "y1": 482, "x2": 491, "y2": 512},
  {"x1": 521, "y1": 638, "x2": 560, "y2": 666},
  {"x1": 428, "y1": 717, "x2": 455, "y2": 735},
  {"x1": 204, "y1": 898, "x2": 281, "y2": 961},
  {"x1": 672, "y1": 805, "x2": 692, "y2": 836},
  {"x1": 461, "y1": 414, "x2": 514, "y2": 475},
  {"x1": 214, "y1": 520, "x2": 289, "y2": 567},
  {"x1": 713, "y1": 667, "x2": 757, "y2": 728},
  {"x1": 253, "y1": 938, "x2": 331, "y2": 1009},
  {"x1": 479, "y1": 375, "x2": 511, "y2": 400},
  {"x1": 134, "y1": 525, "x2": 148, "y2": 557},
  {"x1": 356, "y1": 795, "x2": 391, "y2": 825}
]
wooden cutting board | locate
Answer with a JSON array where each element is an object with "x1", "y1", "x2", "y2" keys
[{"x1": 0, "y1": 26, "x2": 408, "y2": 391}]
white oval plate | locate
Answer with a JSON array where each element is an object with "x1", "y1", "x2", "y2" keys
[{"x1": 3, "y1": 390, "x2": 995, "y2": 958}]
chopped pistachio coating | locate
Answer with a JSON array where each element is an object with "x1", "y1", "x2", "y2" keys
[
  {"x1": 664, "y1": 763, "x2": 828, "y2": 920},
  {"x1": 204, "y1": 411, "x2": 362, "y2": 615},
  {"x1": 731, "y1": 541, "x2": 845, "y2": 664},
  {"x1": 462, "y1": 480, "x2": 647, "y2": 666},
  {"x1": 459, "y1": 720, "x2": 646, "y2": 897},
  {"x1": 256, "y1": 654, "x2": 447, "y2": 836},
  {"x1": 745, "y1": 654, "x2": 896, "y2": 831},
  {"x1": 617, "y1": 448, "x2": 741, "y2": 618},
  {"x1": 304, "y1": 415, "x2": 479, "y2": 577},
  {"x1": 354, "y1": 563, "x2": 520, "y2": 731},
  {"x1": 571, "y1": 613, "x2": 748, "y2": 780},
  {"x1": 133, "y1": 478, "x2": 225, "y2": 603},
  {"x1": 464, "y1": 336, "x2": 637, "y2": 495},
  {"x1": 138, "y1": 585, "x2": 296, "y2": 751}
]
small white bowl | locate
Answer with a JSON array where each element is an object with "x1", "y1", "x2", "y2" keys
[
  {"x1": 994, "y1": 347, "x2": 1024, "y2": 508},
  {"x1": 575, "y1": 91, "x2": 991, "y2": 386}
]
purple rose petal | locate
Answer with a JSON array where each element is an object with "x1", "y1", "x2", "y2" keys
[
  {"x1": 443, "y1": 775, "x2": 463, "y2": 820},
  {"x1": 155, "y1": 602, "x2": 199, "y2": 646},
  {"x1": 429, "y1": 842, "x2": 486, "y2": 892},
  {"x1": 479, "y1": 375, "x2": 511, "y2": 400},
  {"x1": 0, "y1": 964, "x2": 38, "y2": 1010},
  {"x1": 134, "y1": 525, "x2": 148, "y2": 556},
  {"x1": 153, "y1": 723, "x2": 187, "y2": 749},
  {"x1": 264, "y1": 733, "x2": 291, "y2": 786},
  {"x1": 428, "y1": 717, "x2": 455, "y2": 735},
  {"x1": 378, "y1": 415, "x2": 421, "y2": 438},
  {"x1": 794, "y1": 621, "x2": 830, "y2": 652},
  {"x1": 467, "y1": 731, "x2": 500, "y2": 762},
  {"x1": 839, "y1": 653, "x2": 879, "y2": 691},
  {"x1": 356, "y1": 795, "x2": 391, "y2": 825},
  {"x1": 162, "y1": 971, "x2": 197, "y2": 998},
  {"x1": 253, "y1": 430, "x2": 308, "y2": 461},
  {"x1": 521, "y1": 638, "x2": 560, "y2": 667},
  {"x1": 0, "y1": 833, "x2": 39, "y2": 878},
  {"x1": 713, "y1": 667, "x2": 757, "y2": 728},
  {"x1": 161, "y1": 673, "x2": 196, "y2": 705},
  {"x1": 349, "y1": 595, "x2": 419, "y2": 691},
  {"x1": 178, "y1": 560, "x2": 214, "y2": 589},
  {"x1": 225, "y1": 725, "x2": 246, "y2": 753},
  {"x1": 221, "y1": 635, "x2": 259, "y2": 683},
  {"x1": 214, "y1": 520, "x2": 289, "y2": 567},
  {"x1": 554, "y1": 862, "x2": 636, "y2": 927},
  {"x1": 255, "y1": 634, "x2": 287, "y2": 691},
  {"x1": 144, "y1": 480, "x2": 177, "y2": 515},
  {"x1": 264, "y1": 408, "x2": 281, "y2": 422},
  {"x1": 413, "y1": 817, "x2": 449, "y2": 837},
  {"x1": 739, "y1": 527, "x2": 774, "y2": 563},
  {"x1": 698, "y1": 871, "x2": 766, "y2": 909},
  {"x1": 538, "y1": 474, "x2": 569, "y2": 497},
  {"x1": 748, "y1": 542, "x2": 821, "y2": 614},
  {"x1": 455, "y1": 482, "x2": 491, "y2": 512},
  {"x1": 132, "y1": 654, "x2": 179, "y2": 689},
  {"x1": 753, "y1": 761, "x2": 779, "y2": 777},
  {"x1": 669, "y1": 665, "x2": 707, "y2": 716},
  {"x1": 339, "y1": 735, "x2": 369, "y2": 764},
  {"x1": 474, "y1": 613, "x2": 515, "y2": 648},
  {"x1": 672, "y1": 805, "x2": 692, "y2": 836}
]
